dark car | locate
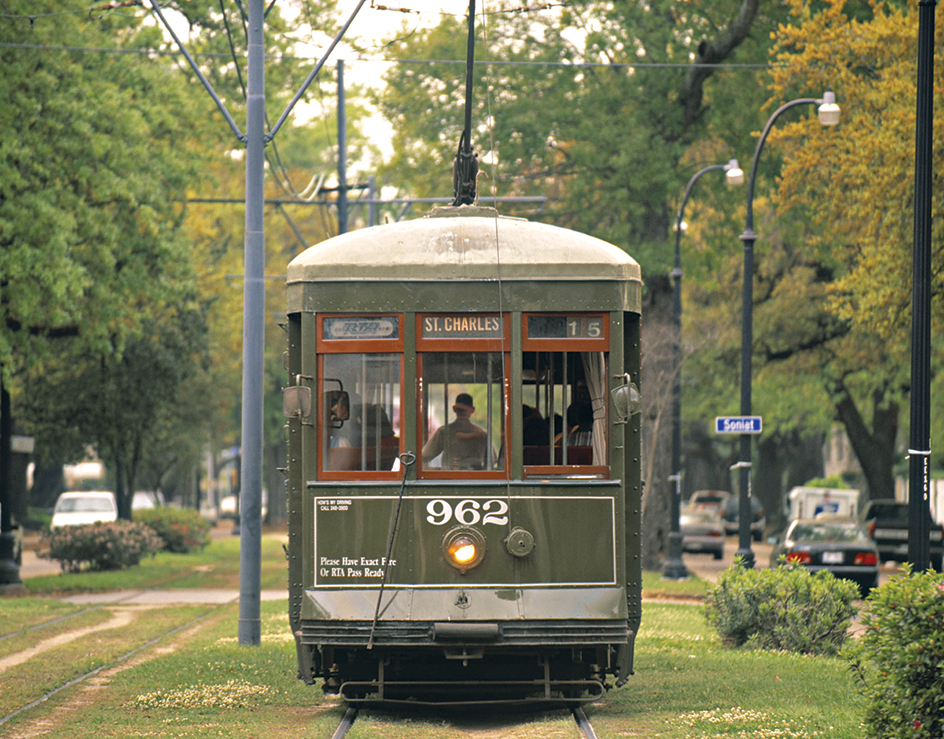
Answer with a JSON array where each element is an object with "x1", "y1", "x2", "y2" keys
[
  {"x1": 680, "y1": 509, "x2": 725, "y2": 560},
  {"x1": 720, "y1": 495, "x2": 766, "y2": 542},
  {"x1": 860, "y1": 499, "x2": 943, "y2": 570},
  {"x1": 770, "y1": 517, "x2": 880, "y2": 597}
]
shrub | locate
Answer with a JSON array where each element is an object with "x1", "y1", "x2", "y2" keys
[
  {"x1": 43, "y1": 521, "x2": 163, "y2": 572},
  {"x1": 844, "y1": 567, "x2": 944, "y2": 738},
  {"x1": 705, "y1": 559, "x2": 859, "y2": 656},
  {"x1": 134, "y1": 507, "x2": 211, "y2": 554}
]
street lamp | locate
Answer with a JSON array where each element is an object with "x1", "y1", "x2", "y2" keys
[
  {"x1": 735, "y1": 91, "x2": 840, "y2": 568},
  {"x1": 663, "y1": 158, "x2": 743, "y2": 580}
]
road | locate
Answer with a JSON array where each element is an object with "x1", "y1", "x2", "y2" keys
[{"x1": 682, "y1": 536, "x2": 904, "y2": 585}]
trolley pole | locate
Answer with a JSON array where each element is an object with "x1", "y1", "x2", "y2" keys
[{"x1": 337, "y1": 60, "x2": 348, "y2": 235}]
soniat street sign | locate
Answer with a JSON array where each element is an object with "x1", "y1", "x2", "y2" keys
[{"x1": 715, "y1": 416, "x2": 763, "y2": 434}]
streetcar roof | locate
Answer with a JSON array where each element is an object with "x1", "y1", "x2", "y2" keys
[{"x1": 286, "y1": 207, "x2": 641, "y2": 285}]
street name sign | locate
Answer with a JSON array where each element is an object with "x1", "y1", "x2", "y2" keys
[{"x1": 715, "y1": 416, "x2": 762, "y2": 434}]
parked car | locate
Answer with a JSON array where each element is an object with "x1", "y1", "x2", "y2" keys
[
  {"x1": 720, "y1": 495, "x2": 766, "y2": 542},
  {"x1": 50, "y1": 490, "x2": 118, "y2": 528},
  {"x1": 680, "y1": 508, "x2": 725, "y2": 560},
  {"x1": 770, "y1": 517, "x2": 879, "y2": 596},
  {"x1": 688, "y1": 490, "x2": 731, "y2": 514},
  {"x1": 860, "y1": 499, "x2": 943, "y2": 570}
]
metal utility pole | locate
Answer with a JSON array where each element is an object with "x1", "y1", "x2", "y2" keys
[
  {"x1": 238, "y1": 0, "x2": 266, "y2": 646},
  {"x1": 908, "y1": 0, "x2": 935, "y2": 573},
  {"x1": 152, "y1": 0, "x2": 369, "y2": 645}
]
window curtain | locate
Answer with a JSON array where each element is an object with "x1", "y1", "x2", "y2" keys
[{"x1": 581, "y1": 352, "x2": 607, "y2": 465}]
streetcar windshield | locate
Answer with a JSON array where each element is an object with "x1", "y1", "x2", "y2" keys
[{"x1": 419, "y1": 352, "x2": 505, "y2": 473}]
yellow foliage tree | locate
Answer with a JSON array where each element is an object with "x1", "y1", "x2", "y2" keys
[{"x1": 768, "y1": 0, "x2": 944, "y2": 336}]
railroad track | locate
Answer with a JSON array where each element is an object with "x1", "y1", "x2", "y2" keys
[
  {"x1": 0, "y1": 601, "x2": 225, "y2": 729},
  {"x1": 327, "y1": 704, "x2": 601, "y2": 739}
]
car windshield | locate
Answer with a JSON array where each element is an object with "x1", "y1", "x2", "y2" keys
[
  {"x1": 789, "y1": 522, "x2": 868, "y2": 543},
  {"x1": 57, "y1": 497, "x2": 114, "y2": 513}
]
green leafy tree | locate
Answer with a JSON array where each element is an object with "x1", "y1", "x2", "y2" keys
[
  {"x1": 373, "y1": 0, "x2": 780, "y2": 567},
  {"x1": 22, "y1": 308, "x2": 210, "y2": 520},
  {"x1": 749, "y1": 0, "x2": 944, "y2": 496},
  {"x1": 0, "y1": 3, "x2": 216, "y2": 375}
]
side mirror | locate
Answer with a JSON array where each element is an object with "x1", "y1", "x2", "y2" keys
[{"x1": 282, "y1": 385, "x2": 311, "y2": 420}]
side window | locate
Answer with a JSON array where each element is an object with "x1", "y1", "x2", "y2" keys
[
  {"x1": 417, "y1": 315, "x2": 509, "y2": 478},
  {"x1": 317, "y1": 316, "x2": 402, "y2": 478},
  {"x1": 522, "y1": 315, "x2": 609, "y2": 475}
]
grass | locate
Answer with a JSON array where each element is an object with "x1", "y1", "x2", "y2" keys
[
  {"x1": 23, "y1": 529, "x2": 288, "y2": 594},
  {"x1": 0, "y1": 599, "x2": 866, "y2": 737},
  {"x1": 0, "y1": 532, "x2": 868, "y2": 737},
  {"x1": 642, "y1": 569, "x2": 710, "y2": 599}
]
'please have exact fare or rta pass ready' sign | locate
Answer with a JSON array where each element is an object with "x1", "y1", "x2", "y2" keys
[{"x1": 715, "y1": 416, "x2": 763, "y2": 434}]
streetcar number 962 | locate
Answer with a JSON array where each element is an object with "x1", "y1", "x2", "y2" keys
[{"x1": 426, "y1": 499, "x2": 508, "y2": 526}]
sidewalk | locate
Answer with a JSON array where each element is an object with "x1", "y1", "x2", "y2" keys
[
  {"x1": 16, "y1": 531, "x2": 288, "y2": 605},
  {"x1": 57, "y1": 589, "x2": 286, "y2": 605}
]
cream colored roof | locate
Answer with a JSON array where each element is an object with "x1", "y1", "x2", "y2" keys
[{"x1": 287, "y1": 207, "x2": 641, "y2": 284}]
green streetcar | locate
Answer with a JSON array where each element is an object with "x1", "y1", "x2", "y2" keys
[{"x1": 283, "y1": 205, "x2": 643, "y2": 706}]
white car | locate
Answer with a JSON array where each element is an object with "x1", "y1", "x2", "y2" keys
[{"x1": 51, "y1": 490, "x2": 118, "y2": 528}]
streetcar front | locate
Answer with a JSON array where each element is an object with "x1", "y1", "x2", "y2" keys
[{"x1": 284, "y1": 207, "x2": 642, "y2": 705}]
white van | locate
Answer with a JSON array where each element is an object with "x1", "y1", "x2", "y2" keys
[
  {"x1": 788, "y1": 487, "x2": 860, "y2": 521},
  {"x1": 51, "y1": 490, "x2": 118, "y2": 528}
]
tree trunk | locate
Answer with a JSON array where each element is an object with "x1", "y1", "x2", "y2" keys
[
  {"x1": 833, "y1": 385, "x2": 897, "y2": 502},
  {"x1": 683, "y1": 423, "x2": 738, "y2": 499},
  {"x1": 640, "y1": 276, "x2": 674, "y2": 571}
]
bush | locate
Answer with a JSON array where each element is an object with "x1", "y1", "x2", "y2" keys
[
  {"x1": 43, "y1": 521, "x2": 163, "y2": 572},
  {"x1": 705, "y1": 559, "x2": 859, "y2": 656},
  {"x1": 134, "y1": 507, "x2": 211, "y2": 554},
  {"x1": 844, "y1": 567, "x2": 944, "y2": 738}
]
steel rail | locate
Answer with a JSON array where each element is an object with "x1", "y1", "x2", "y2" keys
[
  {"x1": 330, "y1": 706, "x2": 359, "y2": 739},
  {"x1": 572, "y1": 706, "x2": 599, "y2": 739},
  {"x1": 0, "y1": 603, "x2": 223, "y2": 728}
]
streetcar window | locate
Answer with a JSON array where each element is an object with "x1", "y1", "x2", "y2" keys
[
  {"x1": 521, "y1": 351, "x2": 608, "y2": 471},
  {"x1": 419, "y1": 352, "x2": 506, "y2": 475},
  {"x1": 321, "y1": 353, "x2": 401, "y2": 473}
]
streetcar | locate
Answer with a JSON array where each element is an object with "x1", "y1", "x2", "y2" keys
[{"x1": 282, "y1": 204, "x2": 643, "y2": 705}]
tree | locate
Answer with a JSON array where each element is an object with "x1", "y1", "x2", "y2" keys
[
  {"x1": 373, "y1": 0, "x2": 781, "y2": 567},
  {"x1": 21, "y1": 308, "x2": 209, "y2": 519},
  {"x1": 0, "y1": 2, "x2": 221, "y2": 547},
  {"x1": 756, "y1": 0, "x2": 944, "y2": 495},
  {"x1": 0, "y1": 4, "x2": 216, "y2": 376}
]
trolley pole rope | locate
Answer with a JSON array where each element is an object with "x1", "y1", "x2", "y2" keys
[{"x1": 367, "y1": 452, "x2": 416, "y2": 650}]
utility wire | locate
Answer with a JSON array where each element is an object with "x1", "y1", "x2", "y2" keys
[{"x1": 0, "y1": 42, "x2": 775, "y2": 69}]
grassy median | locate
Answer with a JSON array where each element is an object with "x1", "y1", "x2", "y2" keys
[{"x1": 0, "y1": 534, "x2": 865, "y2": 737}]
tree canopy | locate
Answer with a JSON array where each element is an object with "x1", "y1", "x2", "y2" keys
[{"x1": 0, "y1": 2, "x2": 218, "y2": 381}]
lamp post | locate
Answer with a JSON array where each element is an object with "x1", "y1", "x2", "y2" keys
[
  {"x1": 908, "y1": 0, "x2": 934, "y2": 573},
  {"x1": 663, "y1": 159, "x2": 743, "y2": 580},
  {"x1": 735, "y1": 91, "x2": 840, "y2": 568}
]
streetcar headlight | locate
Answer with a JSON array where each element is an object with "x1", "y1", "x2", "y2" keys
[
  {"x1": 442, "y1": 527, "x2": 486, "y2": 573},
  {"x1": 449, "y1": 538, "x2": 477, "y2": 564}
]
